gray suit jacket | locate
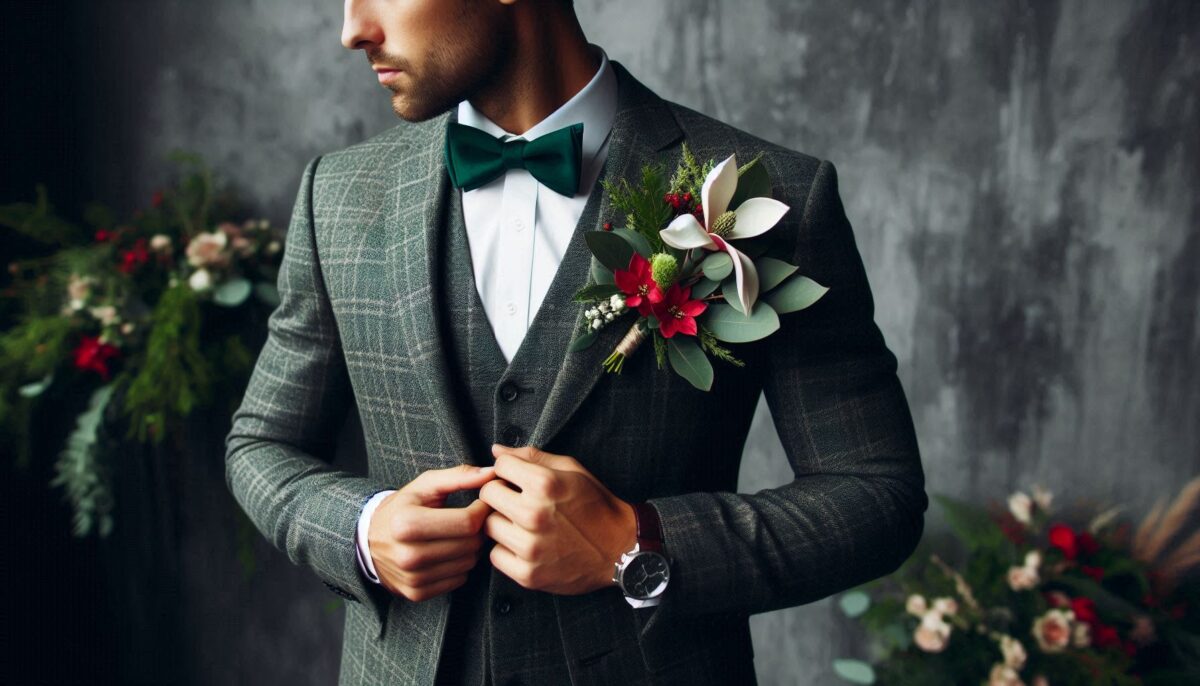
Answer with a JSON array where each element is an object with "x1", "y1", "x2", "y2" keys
[{"x1": 225, "y1": 59, "x2": 927, "y2": 685}]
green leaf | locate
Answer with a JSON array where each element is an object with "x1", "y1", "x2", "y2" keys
[
  {"x1": 832, "y1": 658, "x2": 876, "y2": 684},
  {"x1": 568, "y1": 329, "x2": 598, "y2": 352},
  {"x1": 839, "y1": 591, "x2": 871, "y2": 618},
  {"x1": 213, "y1": 277, "x2": 252, "y2": 307},
  {"x1": 721, "y1": 278, "x2": 746, "y2": 314},
  {"x1": 762, "y1": 274, "x2": 828, "y2": 314},
  {"x1": 689, "y1": 277, "x2": 720, "y2": 299},
  {"x1": 18, "y1": 372, "x2": 54, "y2": 398},
  {"x1": 666, "y1": 336, "x2": 713, "y2": 391},
  {"x1": 699, "y1": 251, "x2": 733, "y2": 281},
  {"x1": 755, "y1": 257, "x2": 798, "y2": 293},
  {"x1": 573, "y1": 283, "x2": 622, "y2": 302},
  {"x1": 253, "y1": 282, "x2": 280, "y2": 308},
  {"x1": 646, "y1": 314, "x2": 660, "y2": 330},
  {"x1": 584, "y1": 230, "x2": 635, "y2": 272},
  {"x1": 932, "y1": 494, "x2": 1007, "y2": 552},
  {"x1": 728, "y1": 155, "x2": 771, "y2": 211},
  {"x1": 702, "y1": 301, "x2": 779, "y2": 343},
  {"x1": 590, "y1": 258, "x2": 615, "y2": 285},
  {"x1": 612, "y1": 227, "x2": 653, "y2": 259}
]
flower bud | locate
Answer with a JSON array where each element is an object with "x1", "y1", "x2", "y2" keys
[{"x1": 650, "y1": 252, "x2": 679, "y2": 288}]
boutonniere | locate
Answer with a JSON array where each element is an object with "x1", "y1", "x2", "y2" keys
[{"x1": 569, "y1": 143, "x2": 829, "y2": 391}]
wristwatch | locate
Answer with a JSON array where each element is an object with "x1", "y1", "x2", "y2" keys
[{"x1": 612, "y1": 502, "x2": 671, "y2": 607}]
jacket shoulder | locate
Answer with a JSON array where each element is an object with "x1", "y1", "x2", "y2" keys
[
  {"x1": 314, "y1": 115, "x2": 447, "y2": 175},
  {"x1": 664, "y1": 101, "x2": 824, "y2": 185}
]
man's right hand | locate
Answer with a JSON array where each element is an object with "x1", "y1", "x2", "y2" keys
[{"x1": 368, "y1": 463, "x2": 498, "y2": 602}]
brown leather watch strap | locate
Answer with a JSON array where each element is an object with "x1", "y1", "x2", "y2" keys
[{"x1": 633, "y1": 502, "x2": 663, "y2": 553}]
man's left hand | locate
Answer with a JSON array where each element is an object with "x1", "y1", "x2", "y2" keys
[{"x1": 479, "y1": 443, "x2": 637, "y2": 595}]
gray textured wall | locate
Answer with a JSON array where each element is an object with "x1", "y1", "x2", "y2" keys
[{"x1": 74, "y1": 1, "x2": 1199, "y2": 684}]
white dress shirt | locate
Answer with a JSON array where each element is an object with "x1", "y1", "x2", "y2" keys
[{"x1": 354, "y1": 46, "x2": 631, "y2": 598}]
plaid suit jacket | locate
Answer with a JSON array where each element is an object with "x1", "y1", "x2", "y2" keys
[{"x1": 225, "y1": 59, "x2": 928, "y2": 685}]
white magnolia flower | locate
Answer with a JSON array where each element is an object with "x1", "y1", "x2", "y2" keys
[
  {"x1": 188, "y1": 268, "x2": 214, "y2": 291},
  {"x1": 1008, "y1": 491, "x2": 1033, "y2": 524},
  {"x1": 658, "y1": 153, "x2": 789, "y2": 314}
]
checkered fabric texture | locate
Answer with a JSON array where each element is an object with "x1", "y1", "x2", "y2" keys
[{"x1": 225, "y1": 60, "x2": 928, "y2": 686}]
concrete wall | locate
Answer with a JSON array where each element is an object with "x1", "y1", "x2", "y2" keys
[{"x1": 52, "y1": 1, "x2": 1200, "y2": 683}]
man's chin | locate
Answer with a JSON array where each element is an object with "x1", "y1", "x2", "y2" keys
[{"x1": 388, "y1": 91, "x2": 455, "y2": 124}]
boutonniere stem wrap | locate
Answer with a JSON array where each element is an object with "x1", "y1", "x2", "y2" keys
[{"x1": 570, "y1": 144, "x2": 829, "y2": 391}]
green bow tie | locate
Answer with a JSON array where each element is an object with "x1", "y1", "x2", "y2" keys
[{"x1": 444, "y1": 121, "x2": 584, "y2": 197}]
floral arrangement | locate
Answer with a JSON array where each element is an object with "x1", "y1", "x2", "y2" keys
[
  {"x1": 0, "y1": 151, "x2": 283, "y2": 536},
  {"x1": 569, "y1": 143, "x2": 829, "y2": 391},
  {"x1": 831, "y1": 479, "x2": 1200, "y2": 686}
]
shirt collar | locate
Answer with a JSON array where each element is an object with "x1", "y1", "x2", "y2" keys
[{"x1": 455, "y1": 44, "x2": 617, "y2": 171}]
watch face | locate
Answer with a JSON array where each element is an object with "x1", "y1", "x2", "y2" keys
[{"x1": 621, "y1": 551, "x2": 670, "y2": 600}]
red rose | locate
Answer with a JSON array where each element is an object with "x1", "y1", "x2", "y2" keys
[
  {"x1": 1048, "y1": 523, "x2": 1078, "y2": 560},
  {"x1": 1070, "y1": 596, "x2": 1097, "y2": 623},
  {"x1": 1081, "y1": 565, "x2": 1105, "y2": 582},
  {"x1": 1078, "y1": 532, "x2": 1100, "y2": 556},
  {"x1": 1093, "y1": 623, "x2": 1120, "y2": 649},
  {"x1": 72, "y1": 335, "x2": 120, "y2": 380},
  {"x1": 117, "y1": 238, "x2": 150, "y2": 275}
]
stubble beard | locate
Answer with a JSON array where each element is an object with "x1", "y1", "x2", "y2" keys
[{"x1": 385, "y1": 23, "x2": 511, "y2": 123}]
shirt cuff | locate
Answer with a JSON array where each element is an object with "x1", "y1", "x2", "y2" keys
[{"x1": 355, "y1": 489, "x2": 397, "y2": 584}]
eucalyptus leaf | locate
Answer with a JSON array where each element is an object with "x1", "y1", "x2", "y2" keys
[
  {"x1": 253, "y1": 282, "x2": 280, "y2": 308},
  {"x1": 573, "y1": 283, "x2": 621, "y2": 302},
  {"x1": 699, "y1": 251, "x2": 732, "y2": 281},
  {"x1": 213, "y1": 277, "x2": 252, "y2": 307},
  {"x1": 689, "y1": 277, "x2": 720, "y2": 299},
  {"x1": 568, "y1": 329, "x2": 598, "y2": 352},
  {"x1": 721, "y1": 278, "x2": 746, "y2": 314},
  {"x1": 832, "y1": 659, "x2": 876, "y2": 685},
  {"x1": 701, "y1": 301, "x2": 780, "y2": 343},
  {"x1": 18, "y1": 372, "x2": 54, "y2": 398},
  {"x1": 838, "y1": 591, "x2": 871, "y2": 618},
  {"x1": 590, "y1": 258, "x2": 615, "y2": 285},
  {"x1": 646, "y1": 314, "x2": 660, "y2": 330},
  {"x1": 612, "y1": 227, "x2": 652, "y2": 258},
  {"x1": 755, "y1": 257, "x2": 799, "y2": 292},
  {"x1": 762, "y1": 274, "x2": 829, "y2": 314},
  {"x1": 584, "y1": 230, "x2": 635, "y2": 272},
  {"x1": 666, "y1": 336, "x2": 713, "y2": 391}
]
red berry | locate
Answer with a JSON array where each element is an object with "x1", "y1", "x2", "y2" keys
[{"x1": 603, "y1": 222, "x2": 613, "y2": 231}]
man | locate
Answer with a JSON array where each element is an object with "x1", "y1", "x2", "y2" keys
[{"x1": 224, "y1": 0, "x2": 928, "y2": 684}]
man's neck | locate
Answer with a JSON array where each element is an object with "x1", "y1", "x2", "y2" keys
[{"x1": 466, "y1": 18, "x2": 599, "y2": 135}]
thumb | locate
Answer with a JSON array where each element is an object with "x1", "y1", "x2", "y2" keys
[{"x1": 402, "y1": 463, "x2": 496, "y2": 504}]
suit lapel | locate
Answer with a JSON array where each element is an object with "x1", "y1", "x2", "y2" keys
[{"x1": 388, "y1": 60, "x2": 683, "y2": 465}]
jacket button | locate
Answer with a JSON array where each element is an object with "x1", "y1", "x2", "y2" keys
[
  {"x1": 500, "y1": 425, "x2": 524, "y2": 447},
  {"x1": 494, "y1": 595, "x2": 512, "y2": 615},
  {"x1": 499, "y1": 381, "x2": 519, "y2": 402}
]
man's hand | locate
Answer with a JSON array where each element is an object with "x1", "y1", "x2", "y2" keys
[
  {"x1": 480, "y1": 443, "x2": 638, "y2": 595},
  {"x1": 368, "y1": 463, "x2": 499, "y2": 602}
]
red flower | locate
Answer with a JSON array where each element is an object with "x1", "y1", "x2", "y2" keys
[
  {"x1": 94, "y1": 228, "x2": 112, "y2": 242},
  {"x1": 1121, "y1": 639, "x2": 1137, "y2": 658},
  {"x1": 1093, "y1": 623, "x2": 1121, "y2": 649},
  {"x1": 1078, "y1": 531, "x2": 1100, "y2": 556},
  {"x1": 118, "y1": 238, "x2": 150, "y2": 274},
  {"x1": 151, "y1": 190, "x2": 164, "y2": 208},
  {"x1": 1081, "y1": 565, "x2": 1105, "y2": 582},
  {"x1": 613, "y1": 252, "x2": 663, "y2": 316},
  {"x1": 651, "y1": 282, "x2": 707, "y2": 338},
  {"x1": 1049, "y1": 523, "x2": 1078, "y2": 560},
  {"x1": 1071, "y1": 596, "x2": 1097, "y2": 623},
  {"x1": 72, "y1": 335, "x2": 120, "y2": 380}
]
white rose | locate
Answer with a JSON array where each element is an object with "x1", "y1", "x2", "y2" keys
[
  {"x1": 988, "y1": 662, "x2": 1025, "y2": 686},
  {"x1": 188, "y1": 268, "x2": 214, "y2": 291},
  {"x1": 186, "y1": 230, "x2": 230, "y2": 268},
  {"x1": 1007, "y1": 564, "x2": 1040, "y2": 591},
  {"x1": 1032, "y1": 609, "x2": 1073, "y2": 653},
  {"x1": 149, "y1": 234, "x2": 172, "y2": 252},
  {"x1": 913, "y1": 611, "x2": 951, "y2": 653},
  {"x1": 1000, "y1": 634, "x2": 1027, "y2": 670},
  {"x1": 1008, "y1": 491, "x2": 1033, "y2": 524},
  {"x1": 933, "y1": 596, "x2": 958, "y2": 616}
]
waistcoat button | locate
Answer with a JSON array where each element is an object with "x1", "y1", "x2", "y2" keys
[
  {"x1": 499, "y1": 382, "x2": 519, "y2": 402},
  {"x1": 500, "y1": 425, "x2": 524, "y2": 447},
  {"x1": 494, "y1": 595, "x2": 512, "y2": 615}
]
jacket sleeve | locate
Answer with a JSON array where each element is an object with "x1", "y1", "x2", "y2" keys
[
  {"x1": 224, "y1": 155, "x2": 396, "y2": 638},
  {"x1": 645, "y1": 158, "x2": 928, "y2": 618}
]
